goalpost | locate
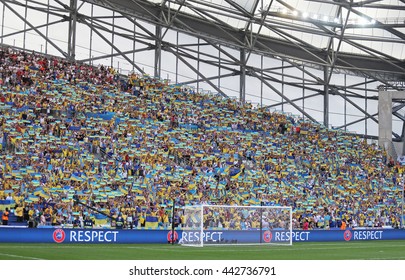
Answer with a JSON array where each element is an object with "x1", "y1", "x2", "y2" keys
[{"x1": 180, "y1": 205, "x2": 293, "y2": 247}]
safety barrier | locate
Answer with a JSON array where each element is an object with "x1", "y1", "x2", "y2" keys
[{"x1": 0, "y1": 228, "x2": 404, "y2": 243}]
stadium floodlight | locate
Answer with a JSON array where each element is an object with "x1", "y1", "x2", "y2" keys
[
  {"x1": 180, "y1": 205, "x2": 293, "y2": 247},
  {"x1": 358, "y1": 17, "x2": 368, "y2": 25}
]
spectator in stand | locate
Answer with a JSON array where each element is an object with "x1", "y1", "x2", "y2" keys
[
  {"x1": 15, "y1": 204, "x2": 23, "y2": 223},
  {"x1": 28, "y1": 215, "x2": 37, "y2": 228},
  {"x1": 73, "y1": 216, "x2": 81, "y2": 228},
  {"x1": 302, "y1": 219, "x2": 309, "y2": 230},
  {"x1": 84, "y1": 215, "x2": 94, "y2": 229},
  {"x1": 39, "y1": 211, "x2": 46, "y2": 226},
  {"x1": 340, "y1": 219, "x2": 347, "y2": 230},
  {"x1": 23, "y1": 206, "x2": 30, "y2": 222},
  {"x1": 115, "y1": 214, "x2": 124, "y2": 229},
  {"x1": 2, "y1": 207, "x2": 9, "y2": 225},
  {"x1": 126, "y1": 211, "x2": 133, "y2": 229},
  {"x1": 0, "y1": 46, "x2": 403, "y2": 231}
]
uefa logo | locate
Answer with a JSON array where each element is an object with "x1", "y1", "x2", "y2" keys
[
  {"x1": 53, "y1": 229, "x2": 66, "y2": 243},
  {"x1": 263, "y1": 231, "x2": 272, "y2": 243},
  {"x1": 167, "y1": 231, "x2": 178, "y2": 243},
  {"x1": 343, "y1": 229, "x2": 352, "y2": 241}
]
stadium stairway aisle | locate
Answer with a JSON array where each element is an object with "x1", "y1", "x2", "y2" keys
[{"x1": 0, "y1": 211, "x2": 24, "y2": 226}]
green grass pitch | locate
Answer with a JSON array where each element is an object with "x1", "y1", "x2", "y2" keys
[{"x1": 0, "y1": 241, "x2": 404, "y2": 260}]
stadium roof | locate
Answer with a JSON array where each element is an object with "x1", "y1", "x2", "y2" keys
[{"x1": 87, "y1": 0, "x2": 405, "y2": 80}]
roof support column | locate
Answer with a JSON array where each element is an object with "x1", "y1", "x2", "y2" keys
[
  {"x1": 67, "y1": 0, "x2": 77, "y2": 61},
  {"x1": 154, "y1": 25, "x2": 162, "y2": 79},
  {"x1": 240, "y1": 48, "x2": 246, "y2": 103},
  {"x1": 379, "y1": 91, "x2": 393, "y2": 160},
  {"x1": 23, "y1": 0, "x2": 28, "y2": 50},
  {"x1": 1, "y1": 4, "x2": 5, "y2": 45},
  {"x1": 324, "y1": 65, "x2": 329, "y2": 128},
  {"x1": 401, "y1": 118, "x2": 405, "y2": 156},
  {"x1": 379, "y1": 90, "x2": 405, "y2": 160}
]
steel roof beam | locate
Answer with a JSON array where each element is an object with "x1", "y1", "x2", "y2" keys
[
  {"x1": 335, "y1": 90, "x2": 379, "y2": 125},
  {"x1": 83, "y1": 0, "x2": 405, "y2": 79},
  {"x1": 334, "y1": 103, "x2": 405, "y2": 130},
  {"x1": 263, "y1": 92, "x2": 322, "y2": 109},
  {"x1": 81, "y1": 17, "x2": 145, "y2": 74},
  {"x1": 78, "y1": 47, "x2": 152, "y2": 63},
  {"x1": 1, "y1": 0, "x2": 68, "y2": 57},
  {"x1": 251, "y1": 71, "x2": 318, "y2": 123},
  {"x1": 178, "y1": 72, "x2": 238, "y2": 85},
  {"x1": 0, "y1": 19, "x2": 63, "y2": 39},
  {"x1": 165, "y1": 45, "x2": 228, "y2": 98}
]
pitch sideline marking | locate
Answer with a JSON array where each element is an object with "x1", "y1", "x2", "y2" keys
[
  {"x1": 2, "y1": 243, "x2": 405, "y2": 252},
  {"x1": 0, "y1": 253, "x2": 44, "y2": 260},
  {"x1": 125, "y1": 243, "x2": 405, "y2": 252}
]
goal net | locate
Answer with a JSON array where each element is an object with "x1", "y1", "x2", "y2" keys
[{"x1": 179, "y1": 205, "x2": 292, "y2": 247}]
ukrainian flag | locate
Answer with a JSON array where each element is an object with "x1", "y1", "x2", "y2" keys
[
  {"x1": 70, "y1": 174, "x2": 83, "y2": 182},
  {"x1": 230, "y1": 165, "x2": 244, "y2": 179},
  {"x1": 145, "y1": 215, "x2": 159, "y2": 228},
  {"x1": 28, "y1": 195, "x2": 40, "y2": 202},
  {"x1": 37, "y1": 191, "x2": 50, "y2": 200},
  {"x1": 248, "y1": 197, "x2": 260, "y2": 205},
  {"x1": 33, "y1": 187, "x2": 43, "y2": 196},
  {"x1": 133, "y1": 187, "x2": 143, "y2": 194},
  {"x1": 241, "y1": 191, "x2": 250, "y2": 198},
  {"x1": 231, "y1": 171, "x2": 242, "y2": 179},
  {"x1": 119, "y1": 186, "x2": 128, "y2": 195}
]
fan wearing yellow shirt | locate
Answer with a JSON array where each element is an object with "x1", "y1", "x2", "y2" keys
[
  {"x1": 139, "y1": 211, "x2": 146, "y2": 228},
  {"x1": 121, "y1": 212, "x2": 128, "y2": 228},
  {"x1": 162, "y1": 211, "x2": 170, "y2": 228},
  {"x1": 15, "y1": 204, "x2": 24, "y2": 223},
  {"x1": 28, "y1": 207, "x2": 35, "y2": 219}
]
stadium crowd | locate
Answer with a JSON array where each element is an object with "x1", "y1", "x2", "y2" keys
[{"x1": 0, "y1": 46, "x2": 403, "y2": 230}]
